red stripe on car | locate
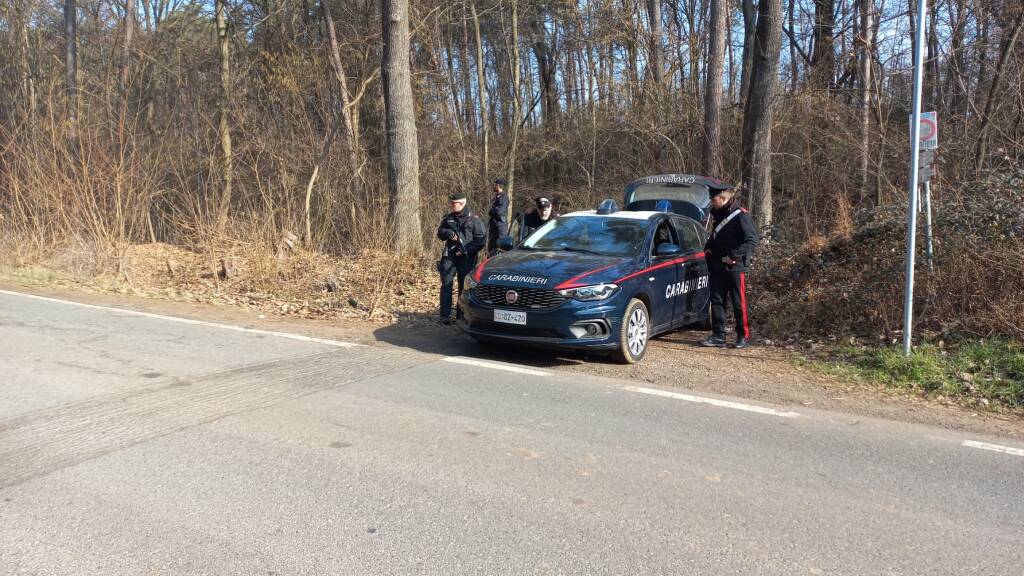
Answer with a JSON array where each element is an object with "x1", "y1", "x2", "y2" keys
[
  {"x1": 472, "y1": 257, "x2": 491, "y2": 282},
  {"x1": 613, "y1": 252, "x2": 706, "y2": 284},
  {"x1": 554, "y1": 263, "x2": 620, "y2": 290}
]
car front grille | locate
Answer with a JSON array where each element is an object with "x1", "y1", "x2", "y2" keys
[{"x1": 472, "y1": 284, "x2": 567, "y2": 309}]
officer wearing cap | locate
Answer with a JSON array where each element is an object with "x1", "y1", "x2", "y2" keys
[
  {"x1": 437, "y1": 192, "x2": 486, "y2": 324},
  {"x1": 486, "y1": 178, "x2": 510, "y2": 254},
  {"x1": 518, "y1": 196, "x2": 557, "y2": 242},
  {"x1": 701, "y1": 185, "x2": 759, "y2": 348}
]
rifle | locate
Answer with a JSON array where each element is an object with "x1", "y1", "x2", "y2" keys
[{"x1": 443, "y1": 217, "x2": 467, "y2": 258}]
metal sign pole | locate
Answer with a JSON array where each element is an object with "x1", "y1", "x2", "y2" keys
[
  {"x1": 924, "y1": 180, "x2": 934, "y2": 270},
  {"x1": 902, "y1": 0, "x2": 928, "y2": 356}
]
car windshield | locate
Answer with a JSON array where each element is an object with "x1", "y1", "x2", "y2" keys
[{"x1": 521, "y1": 216, "x2": 647, "y2": 257}]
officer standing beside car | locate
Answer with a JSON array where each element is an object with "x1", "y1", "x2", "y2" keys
[
  {"x1": 486, "y1": 178, "x2": 509, "y2": 254},
  {"x1": 437, "y1": 192, "x2": 486, "y2": 325},
  {"x1": 701, "y1": 185, "x2": 759, "y2": 349}
]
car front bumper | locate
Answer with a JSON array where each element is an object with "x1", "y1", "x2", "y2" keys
[{"x1": 458, "y1": 288, "x2": 627, "y2": 351}]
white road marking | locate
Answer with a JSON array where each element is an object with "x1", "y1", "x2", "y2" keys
[
  {"x1": 962, "y1": 440, "x2": 1024, "y2": 458},
  {"x1": 0, "y1": 288, "x2": 360, "y2": 348},
  {"x1": 442, "y1": 356, "x2": 550, "y2": 377},
  {"x1": 623, "y1": 386, "x2": 800, "y2": 418}
]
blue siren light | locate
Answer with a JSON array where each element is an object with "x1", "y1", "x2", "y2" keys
[{"x1": 596, "y1": 199, "x2": 619, "y2": 215}]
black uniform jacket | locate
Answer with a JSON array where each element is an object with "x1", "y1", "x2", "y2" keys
[
  {"x1": 519, "y1": 209, "x2": 557, "y2": 241},
  {"x1": 488, "y1": 192, "x2": 509, "y2": 228},
  {"x1": 437, "y1": 208, "x2": 486, "y2": 258},
  {"x1": 704, "y1": 199, "x2": 759, "y2": 272}
]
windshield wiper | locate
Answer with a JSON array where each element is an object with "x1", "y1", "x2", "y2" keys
[{"x1": 555, "y1": 246, "x2": 606, "y2": 256}]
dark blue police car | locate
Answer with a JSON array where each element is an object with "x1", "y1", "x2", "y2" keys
[{"x1": 460, "y1": 174, "x2": 731, "y2": 363}]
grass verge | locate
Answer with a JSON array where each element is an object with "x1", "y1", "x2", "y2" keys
[{"x1": 800, "y1": 339, "x2": 1024, "y2": 407}]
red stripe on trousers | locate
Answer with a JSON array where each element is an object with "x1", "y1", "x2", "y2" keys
[{"x1": 738, "y1": 272, "x2": 750, "y2": 338}]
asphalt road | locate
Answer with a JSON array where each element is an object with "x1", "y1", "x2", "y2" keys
[{"x1": 1, "y1": 289, "x2": 1022, "y2": 575}]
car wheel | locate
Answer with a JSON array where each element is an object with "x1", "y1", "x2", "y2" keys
[{"x1": 614, "y1": 298, "x2": 649, "y2": 364}]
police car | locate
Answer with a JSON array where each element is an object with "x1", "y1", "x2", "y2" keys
[{"x1": 460, "y1": 174, "x2": 730, "y2": 363}]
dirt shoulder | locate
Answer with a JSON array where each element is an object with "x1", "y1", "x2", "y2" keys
[{"x1": 3, "y1": 275, "x2": 1021, "y2": 442}]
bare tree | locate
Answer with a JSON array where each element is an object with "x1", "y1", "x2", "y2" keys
[
  {"x1": 857, "y1": 0, "x2": 875, "y2": 202},
  {"x1": 381, "y1": 0, "x2": 422, "y2": 254},
  {"x1": 471, "y1": 1, "x2": 489, "y2": 176},
  {"x1": 810, "y1": 0, "x2": 836, "y2": 91},
  {"x1": 63, "y1": 0, "x2": 78, "y2": 141},
  {"x1": 702, "y1": 0, "x2": 726, "y2": 176},
  {"x1": 741, "y1": 0, "x2": 784, "y2": 230},
  {"x1": 120, "y1": 0, "x2": 134, "y2": 95},
  {"x1": 214, "y1": 0, "x2": 233, "y2": 236},
  {"x1": 974, "y1": 4, "x2": 1024, "y2": 171},
  {"x1": 739, "y1": 0, "x2": 756, "y2": 104},
  {"x1": 646, "y1": 0, "x2": 664, "y2": 92},
  {"x1": 507, "y1": 0, "x2": 523, "y2": 208},
  {"x1": 320, "y1": 0, "x2": 364, "y2": 190}
]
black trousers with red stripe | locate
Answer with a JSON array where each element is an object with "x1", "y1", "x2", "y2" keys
[{"x1": 709, "y1": 267, "x2": 751, "y2": 340}]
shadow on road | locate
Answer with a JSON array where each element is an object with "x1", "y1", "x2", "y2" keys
[
  {"x1": 372, "y1": 312, "x2": 618, "y2": 369},
  {"x1": 373, "y1": 312, "x2": 732, "y2": 368}
]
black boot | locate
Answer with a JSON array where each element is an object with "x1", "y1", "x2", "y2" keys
[{"x1": 700, "y1": 335, "x2": 727, "y2": 348}]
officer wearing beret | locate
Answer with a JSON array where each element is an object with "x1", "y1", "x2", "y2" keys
[
  {"x1": 518, "y1": 196, "x2": 557, "y2": 242},
  {"x1": 701, "y1": 186, "x2": 759, "y2": 348},
  {"x1": 437, "y1": 192, "x2": 486, "y2": 324},
  {"x1": 486, "y1": 178, "x2": 510, "y2": 254}
]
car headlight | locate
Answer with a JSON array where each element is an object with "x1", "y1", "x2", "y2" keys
[
  {"x1": 558, "y1": 283, "x2": 619, "y2": 301},
  {"x1": 465, "y1": 275, "x2": 478, "y2": 290}
]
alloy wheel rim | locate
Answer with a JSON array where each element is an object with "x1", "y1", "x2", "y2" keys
[{"x1": 627, "y1": 307, "x2": 648, "y2": 356}]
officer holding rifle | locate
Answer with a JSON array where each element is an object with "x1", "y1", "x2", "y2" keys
[{"x1": 437, "y1": 192, "x2": 486, "y2": 325}]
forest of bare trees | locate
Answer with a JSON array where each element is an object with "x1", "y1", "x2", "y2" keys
[{"x1": 1, "y1": 0, "x2": 1023, "y2": 264}]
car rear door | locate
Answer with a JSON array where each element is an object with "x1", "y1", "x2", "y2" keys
[{"x1": 671, "y1": 217, "x2": 711, "y2": 324}]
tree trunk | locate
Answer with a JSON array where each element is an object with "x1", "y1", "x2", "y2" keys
[
  {"x1": 18, "y1": 1, "x2": 36, "y2": 120},
  {"x1": 471, "y1": 1, "x2": 489, "y2": 177},
  {"x1": 507, "y1": 0, "x2": 522, "y2": 209},
  {"x1": 858, "y1": 0, "x2": 874, "y2": 202},
  {"x1": 320, "y1": 0, "x2": 364, "y2": 193},
  {"x1": 528, "y1": 10, "x2": 558, "y2": 124},
  {"x1": 120, "y1": 0, "x2": 134, "y2": 94},
  {"x1": 215, "y1": 0, "x2": 233, "y2": 236},
  {"x1": 741, "y1": 0, "x2": 784, "y2": 230},
  {"x1": 924, "y1": 0, "x2": 941, "y2": 110},
  {"x1": 739, "y1": 0, "x2": 756, "y2": 105},
  {"x1": 702, "y1": 0, "x2": 726, "y2": 177},
  {"x1": 974, "y1": 5, "x2": 1024, "y2": 172},
  {"x1": 381, "y1": 0, "x2": 422, "y2": 254},
  {"x1": 946, "y1": 0, "x2": 968, "y2": 116},
  {"x1": 810, "y1": 0, "x2": 836, "y2": 91},
  {"x1": 63, "y1": 0, "x2": 78, "y2": 142},
  {"x1": 787, "y1": 0, "x2": 798, "y2": 90},
  {"x1": 646, "y1": 0, "x2": 664, "y2": 93}
]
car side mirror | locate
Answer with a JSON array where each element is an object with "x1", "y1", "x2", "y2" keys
[
  {"x1": 497, "y1": 235, "x2": 515, "y2": 252},
  {"x1": 655, "y1": 242, "x2": 683, "y2": 257}
]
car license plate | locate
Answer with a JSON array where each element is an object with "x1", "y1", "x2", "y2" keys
[{"x1": 494, "y1": 309, "x2": 527, "y2": 325}]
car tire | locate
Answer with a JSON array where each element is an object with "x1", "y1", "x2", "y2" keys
[{"x1": 614, "y1": 298, "x2": 650, "y2": 364}]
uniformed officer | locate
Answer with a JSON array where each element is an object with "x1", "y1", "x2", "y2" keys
[
  {"x1": 437, "y1": 192, "x2": 486, "y2": 324},
  {"x1": 518, "y1": 196, "x2": 557, "y2": 242},
  {"x1": 486, "y1": 178, "x2": 509, "y2": 254},
  {"x1": 701, "y1": 186, "x2": 759, "y2": 348}
]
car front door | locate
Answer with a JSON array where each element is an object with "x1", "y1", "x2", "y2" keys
[
  {"x1": 646, "y1": 219, "x2": 682, "y2": 332},
  {"x1": 671, "y1": 217, "x2": 711, "y2": 324}
]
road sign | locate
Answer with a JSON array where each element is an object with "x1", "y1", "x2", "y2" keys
[
  {"x1": 918, "y1": 165, "x2": 935, "y2": 181},
  {"x1": 919, "y1": 149, "x2": 935, "y2": 167},
  {"x1": 919, "y1": 111, "x2": 937, "y2": 149}
]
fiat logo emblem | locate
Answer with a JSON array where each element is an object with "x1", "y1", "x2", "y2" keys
[{"x1": 506, "y1": 290, "x2": 519, "y2": 304}]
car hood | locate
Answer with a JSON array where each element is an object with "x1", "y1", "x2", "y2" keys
[{"x1": 475, "y1": 250, "x2": 636, "y2": 290}]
